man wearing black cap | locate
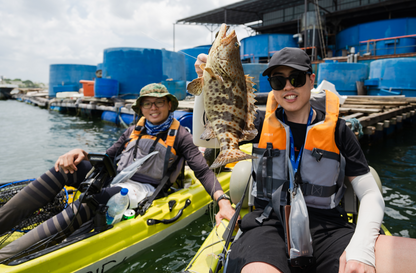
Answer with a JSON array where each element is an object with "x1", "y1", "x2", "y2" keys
[{"x1": 194, "y1": 47, "x2": 416, "y2": 273}]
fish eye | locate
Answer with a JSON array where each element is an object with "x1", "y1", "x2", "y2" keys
[{"x1": 235, "y1": 42, "x2": 239, "y2": 47}]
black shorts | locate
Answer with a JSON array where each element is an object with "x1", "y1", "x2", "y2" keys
[{"x1": 227, "y1": 205, "x2": 355, "y2": 273}]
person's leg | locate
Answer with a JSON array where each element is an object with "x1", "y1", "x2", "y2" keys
[
  {"x1": 374, "y1": 235, "x2": 416, "y2": 273},
  {"x1": 0, "y1": 161, "x2": 92, "y2": 235},
  {"x1": 227, "y1": 209, "x2": 291, "y2": 273},
  {"x1": 0, "y1": 186, "x2": 121, "y2": 261},
  {"x1": 242, "y1": 262, "x2": 283, "y2": 273},
  {"x1": 309, "y1": 208, "x2": 355, "y2": 273}
]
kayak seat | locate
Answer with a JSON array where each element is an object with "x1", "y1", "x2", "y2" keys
[
  {"x1": 229, "y1": 161, "x2": 253, "y2": 209},
  {"x1": 343, "y1": 166, "x2": 383, "y2": 223}
]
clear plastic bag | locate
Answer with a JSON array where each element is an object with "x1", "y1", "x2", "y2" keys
[{"x1": 288, "y1": 186, "x2": 313, "y2": 259}]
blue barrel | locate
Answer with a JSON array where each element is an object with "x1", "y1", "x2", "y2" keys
[
  {"x1": 161, "y1": 80, "x2": 187, "y2": 100},
  {"x1": 242, "y1": 63, "x2": 269, "y2": 92},
  {"x1": 52, "y1": 85, "x2": 79, "y2": 93},
  {"x1": 102, "y1": 48, "x2": 186, "y2": 100},
  {"x1": 179, "y1": 46, "x2": 210, "y2": 81},
  {"x1": 336, "y1": 18, "x2": 416, "y2": 56},
  {"x1": 365, "y1": 58, "x2": 416, "y2": 96},
  {"x1": 317, "y1": 63, "x2": 368, "y2": 95},
  {"x1": 174, "y1": 111, "x2": 193, "y2": 133},
  {"x1": 94, "y1": 78, "x2": 119, "y2": 98},
  {"x1": 259, "y1": 75, "x2": 271, "y2": 93},
  {"x1": 240, "y1": 34, "x2": 298, "y2": 62},
  {"x1": 49, "y1": 64, "x2": 97, "y2": 97}
]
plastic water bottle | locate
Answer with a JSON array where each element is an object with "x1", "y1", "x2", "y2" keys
[{"x1": 106, "y1": 188, "x2": 129, "y2": 225}]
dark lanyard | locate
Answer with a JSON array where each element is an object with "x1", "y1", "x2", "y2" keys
[{"x1": 282, "y1": 107, "x2": 313, "y2": 186}]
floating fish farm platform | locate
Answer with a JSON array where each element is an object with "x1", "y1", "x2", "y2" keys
[{"x1": 12, "y1": 91, "x2": 416, "y2": 146}]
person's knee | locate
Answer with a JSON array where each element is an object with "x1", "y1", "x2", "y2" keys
[{"x1": 241, "y1": 262, "x2": 283, "y2": 273}]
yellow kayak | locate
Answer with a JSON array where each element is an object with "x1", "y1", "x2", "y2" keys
[
  {"x1": 0, "y1": 169, "x2": 232, "y2": 273},
  {"x1": 183, "y1": 162, "x2": 392, "y2": 273}
]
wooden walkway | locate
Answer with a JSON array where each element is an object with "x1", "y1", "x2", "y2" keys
[{"x1": 14, "y1": 92, "x2": 416, "y2": 142}]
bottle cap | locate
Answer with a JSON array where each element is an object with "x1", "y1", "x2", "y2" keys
[{"x1": 120, "y1": 188, "x2": 129, "y2": 196}]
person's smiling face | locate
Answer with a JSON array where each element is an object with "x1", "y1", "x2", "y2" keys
[
  {"x1": 271, "y1": 66, "x2": 315, "y2": 122},
  {"x1": 140, "y1": 97, "x2": 172, "y2": 125}
]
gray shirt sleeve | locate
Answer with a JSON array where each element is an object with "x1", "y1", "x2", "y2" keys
[{"x1": 174, "y1": 126, "x2": 223, "y2": 199}]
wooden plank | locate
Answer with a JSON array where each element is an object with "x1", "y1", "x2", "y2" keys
[
  {"x1": 341, "y1": 113, "x2": 365, "y2": 120},
  {"x1": 357, "y1": 105, "x2": 413, "y2": 127},
  {"x1": 343, "y1": 100, "x2": 409, "y2": 106},
  {"x1": 339, "y1": 108, "x2": 381, "y2": 114},
  {"x1": 341, "y1": 104, "x2": 385, "y2": 109}
]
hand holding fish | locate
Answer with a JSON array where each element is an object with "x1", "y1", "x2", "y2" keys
[
  {"x1": 188, "y1": 23, "x2": 258, "y2": 169},
  {"x1": 195, "y1": 53, "x2": 208, "y2": 78}
]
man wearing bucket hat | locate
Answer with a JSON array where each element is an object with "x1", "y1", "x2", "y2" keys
[
  {"x1": 194, "y1": 48, "x2": 416, "y2": 273},
  {"x1": 0, "y1": 83, "x2": 235, "y2": 260}
]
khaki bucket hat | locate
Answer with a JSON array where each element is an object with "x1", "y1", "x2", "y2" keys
[{"x1": 132, "y1": 83, "x2": 179, "y2": 116}]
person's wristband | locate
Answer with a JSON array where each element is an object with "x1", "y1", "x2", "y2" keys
[{"x1": 216, "y1": 193, "x2": 231, "y2": 204}]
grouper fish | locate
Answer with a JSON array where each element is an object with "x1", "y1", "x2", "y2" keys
[{"x1": 187, "y1": 23, "x2": 258, "y2": 169}]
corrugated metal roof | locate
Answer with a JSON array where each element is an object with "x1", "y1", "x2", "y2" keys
[{"x1": 176, "y1": 0, "x2": 304, "y2": 25}]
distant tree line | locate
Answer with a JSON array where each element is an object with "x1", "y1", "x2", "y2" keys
[{"x1": 2, "y1": 78, "x2": 46, "y2": 88}]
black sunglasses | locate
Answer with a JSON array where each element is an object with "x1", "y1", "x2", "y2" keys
[{"x1": 268, "y1": 71, "x2": 311, "y2": 90}]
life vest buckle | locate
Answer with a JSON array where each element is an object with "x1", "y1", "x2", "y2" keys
[{"x1": 311, "y1": 148, "x2": 323, "y2": 162}]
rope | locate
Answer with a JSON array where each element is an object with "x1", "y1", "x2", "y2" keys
[{"x1": 345, "y1": 118, "x2": 363, "y2": 138}]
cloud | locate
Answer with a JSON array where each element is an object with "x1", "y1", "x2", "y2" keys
[{"x1": 0, "y1": 0, "x2": 248, "y2": 83}]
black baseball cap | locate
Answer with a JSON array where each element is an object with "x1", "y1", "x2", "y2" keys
[{"x1": 262, "y1": 47, "x2": 312, "y2": 76}]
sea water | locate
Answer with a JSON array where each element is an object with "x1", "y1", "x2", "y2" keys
[{"x1": 1, "y1": 100, "x2": 415, "y2": 272}]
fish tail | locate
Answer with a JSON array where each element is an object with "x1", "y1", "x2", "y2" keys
[{"x1": 209, "y1": 149, "x2": 257, "y2": 169}]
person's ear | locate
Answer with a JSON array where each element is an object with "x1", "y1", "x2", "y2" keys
[{"x1": 309, "y1": 73, "x2": 316, "y2": 85}]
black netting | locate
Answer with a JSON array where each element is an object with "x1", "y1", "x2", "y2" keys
[{"x1": 0, "y1": 180, "x2": 68, "y2": 247}]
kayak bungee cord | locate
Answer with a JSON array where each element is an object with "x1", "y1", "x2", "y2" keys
[
  {"x1": 0, "y1": 180, "x2": 69, "y2": 250},
  {"x1": 0, "y1": 191, "x2": 84, "y2": 264}
]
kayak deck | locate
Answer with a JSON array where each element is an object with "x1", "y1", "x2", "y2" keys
[{"x1": 0, "y1": 170, "x2": 232, "y2": 273}]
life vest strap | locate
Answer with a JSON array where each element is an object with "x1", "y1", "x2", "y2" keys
[
  {"x1": 299, "y1": 183, "x2": 337, "y2": 198},
  {"x1": 311, "y1": 148, "x2": 340, "y2": 162},
  {"x1": 254, "y1": 143, "x2": 281, "y2": 198}
]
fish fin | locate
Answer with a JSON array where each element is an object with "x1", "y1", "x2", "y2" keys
[
  {"x1": 204, "y1": 67, "x2": 216, "y2": 79},
  {"x1": 210, "y1": 149, "x2": 257, "y2": 169},
  {"x1": 240, "y1": 128, "x2": 258, "y2": 142},
  {"x1": 205, "y1": 67, "x2": 224, "y2": 84},
  {"x1": 200, "y1": 122, "x2": 216, "y2": 140},
  {"x1": 245, "y1": 74, "x2": 255, "y2": 81},
  {"x1": 200, "y1": 63, "x2": 206, "y2": 71},
  {"x1": 187, "y1": 77, "x2": 204, "y2": 96}
]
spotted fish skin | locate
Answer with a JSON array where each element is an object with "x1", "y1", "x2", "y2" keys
[{"x1": 187, "y1": 23, "x2": 257, "y2": 169}]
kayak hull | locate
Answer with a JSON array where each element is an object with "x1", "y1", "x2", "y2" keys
[{"x1": 0, "y1": 170, "x2": 232, "y2": 273}]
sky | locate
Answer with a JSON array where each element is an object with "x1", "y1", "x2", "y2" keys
[{"x1": 0, "y1": 0, "x2": 252, "y2": 84}]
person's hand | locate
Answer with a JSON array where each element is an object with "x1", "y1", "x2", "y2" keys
[
  {"x1": 339, "y1": 251, "x2": 375, "y2": 273},
  {"x1": 215, "y1": 199, "x2": 237, "y2": 227},
  {"x1": 194, "y1": 53, "x2": 208, "y2": 78},
  {"x1": 54, "y1": 149, "x2": 88, "y2": 174}
]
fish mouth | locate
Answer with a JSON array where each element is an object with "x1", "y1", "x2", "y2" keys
[{"x1": 221, "y1": 29, "x2": 236, "y2": 45}]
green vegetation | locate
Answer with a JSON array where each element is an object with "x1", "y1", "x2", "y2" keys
[{"x1": 2, "y1": 78, "x2": 46, "y2": 88}]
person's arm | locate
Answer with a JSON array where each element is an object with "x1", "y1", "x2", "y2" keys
[
  {"x1": 176, "y1": 127, "x2": 235, "y2": 225},
  {"x1": 339, "y1": 173, "x2": 384, "y2": 273},
  {"x1": 336, "y1": 120, "x2": 384, "y2": 272}
]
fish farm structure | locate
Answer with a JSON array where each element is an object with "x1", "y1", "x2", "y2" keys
[{"x1": 9, "y1": 0, "x2": 416, "y2": 145}]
